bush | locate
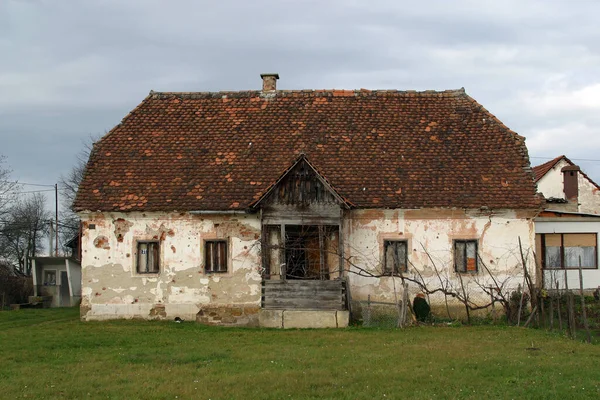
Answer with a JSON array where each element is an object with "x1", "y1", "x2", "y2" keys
[
  {"x1": 0, "y1": 263, "x2": 33, "y2": 308},
  {"x1": 505, "y1": 290, "x2": 530, "y2": 323}
]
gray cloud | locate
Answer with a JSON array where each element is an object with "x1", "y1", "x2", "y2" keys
[{"x1": 1, "y1": 0, "x2": 600, "y2": 190}]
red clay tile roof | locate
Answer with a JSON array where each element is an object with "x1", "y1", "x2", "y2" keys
[
  {"x1": 532, "y1": 155, "x2": 600, "y2": 189},
  {"x1": 74, "y1": 88, "x2": 541, "y2": 212},
  {"x1": 532, "y1": 155, "x2": 565, "y2": 182}
]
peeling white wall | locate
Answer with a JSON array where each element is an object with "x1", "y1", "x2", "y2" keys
[
  {"x1": 537, "y1": 159, "x2": 570, "y2": 200},
  {"x1": 344, "y1": 208, "x2": 537, "y2": 308},
  {"x1": 577, "y1": 173, "x2": 600, "y2": 214},
  {"x1": 81, "y1": 208, "x2": 538, "y2": 322},
  {"x1": 79, "y1": 212, "x2": 262, "y2": 321}
]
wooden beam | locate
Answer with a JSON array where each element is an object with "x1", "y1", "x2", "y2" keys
[
  {"x1": 261, "y1": 224, "x2": 269, "y2": 279},
  {"x1": 338, "y1": 211, "x2": 344, "y2": 278},
  {"x1": 319, "y1": 225, "x2": 325, "y2": 281},
  {"x1": 280, "y1": 224, "x2": 286, "y2": 281}
]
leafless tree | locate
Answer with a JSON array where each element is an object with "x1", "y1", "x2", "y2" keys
[
  {"x1": 0, "y1": 155, "x2": 18, "y2": 218},
  {"x1": 0, "y1": 194, "x2": 51, "y2": 275},
  {"x1": 58, "y1": 134, "x2": 98, "y2": 253}
]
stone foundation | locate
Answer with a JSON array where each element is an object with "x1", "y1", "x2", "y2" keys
[{"x1": 196, "y1": 306, "x2": 260, "y2": 326}]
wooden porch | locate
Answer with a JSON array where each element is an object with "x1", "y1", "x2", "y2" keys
[{"x1": 261, "y1": 279, "x2": 348, "y2": 311}]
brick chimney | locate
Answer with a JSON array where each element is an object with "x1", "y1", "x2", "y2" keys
[
  {"x1": 561, "y1": 165, "x2": 580, "y2": 204},
  {"x1": 260, "y1": 73, "x2": 279, "y2": 92}
]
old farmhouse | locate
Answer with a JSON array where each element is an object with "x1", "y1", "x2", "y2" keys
[{"x1": 74, "y1": 74, "x2": 542, "y2": 327}]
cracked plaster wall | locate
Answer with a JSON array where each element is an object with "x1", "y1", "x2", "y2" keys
[
  {"x1": 343, "y1": 208, "x2": 537, "y2": 309},
  {"x1": 79, "y1": 212, "x2": 262, "y2": 321},
  {"x1": 80, "y1": 208, "x2": 537, "y2": 322}
]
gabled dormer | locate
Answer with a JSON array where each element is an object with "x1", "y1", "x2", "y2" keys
[{"x1": 252, "y1": 154, "x2": 350, "y2": 225}]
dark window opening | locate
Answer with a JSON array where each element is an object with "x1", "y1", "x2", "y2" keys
[
  {"x1": 205, "y1": 240, "x2": 228, "y2": 273},
  {"x1": 137, "y1": 241, "x2": 160, "y2": 274},
  {"x1": 454, "y1": 240, "x2": 478, "y2": 273},
  {"x1": 383, "y1": 240, "x2": 408, "y2": 274},
  {"x1": 285, "y1": 225, "x2": 327, "y2": 280}
]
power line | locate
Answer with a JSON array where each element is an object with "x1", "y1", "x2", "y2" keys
[
  {"x1": 17, "y1": 189, "x2": 56, "y2": 194},
  {"x1": 15, "y1": 182, "x2": 56, "y2": 187},
  {"x1": 531, "y1": 156, "x2": 600, "y2": 163}
]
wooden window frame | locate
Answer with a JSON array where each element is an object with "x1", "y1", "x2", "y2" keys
[
  {"x1": 204, "y1": 239, "x2": 228, "y2": 273},
  {"x1": 454, "y1": 239, "x2": 479, "y2": 274},
  {"x1": 136, "y1": 240, "x2": 160, "y2": 275},
  {"x1": 383, "y1": 240, "x2": 408, "y2": 275},
  {"x1": 540, "y1": 233, "x2": 598, "y2": 270}
]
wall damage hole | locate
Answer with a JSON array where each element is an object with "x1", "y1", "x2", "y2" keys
[
  {"x1": 113, "y1": 218, "x2": 133, "y2": 242},
  {"x1": 93, "y1": 235, "x2": 110, "y2": 250}
]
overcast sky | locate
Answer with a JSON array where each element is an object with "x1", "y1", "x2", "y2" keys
[{"x1": 1, "y1": 0, "x2": 600, "y2": 205}]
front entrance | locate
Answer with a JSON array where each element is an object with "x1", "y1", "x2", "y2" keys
[
  {"x1": 285, "y1": 225, "x2": 331, "y2": 280},
  {"x1": 262, "y1": 224, "x2": 340, "y2": 280},
  {"x1": 255, "y1": 156, "x2": 348, "y2": 281}
]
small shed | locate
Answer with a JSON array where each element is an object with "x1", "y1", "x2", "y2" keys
[{"x1": 31, "y1": 257, "x2": 82, "y2": 307}]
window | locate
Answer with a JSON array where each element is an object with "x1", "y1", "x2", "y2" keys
[
  {"x1": 454, "y1": 240, "x2": 478, "y2": 273},
  {"x1": 137, "y1": 241, "x2": 160, "y2": 274},
  {"x1": 43, "y1": 270, "x2": 56, "y2": 285},
  {"x1": 383, "y1": 240, "x2": 408, "y2": 274},
  {"x1": 540, "y1": 233, "x2": 597, "y2": 269},
  {"x1": 205, "y1": 240, "x2": 228, "y2": 273}
]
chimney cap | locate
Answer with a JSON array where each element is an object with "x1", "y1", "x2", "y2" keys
[
  {"x1": 561, "y1": 165, "x2": 581, "y2": 172},
  {"x1": 260, "y1": 73, "x2": 280, "y2": 79}
]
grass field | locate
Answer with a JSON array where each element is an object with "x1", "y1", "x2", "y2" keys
[{"x1": 0, "y1": 308, "x2": 599, "y2": 399}]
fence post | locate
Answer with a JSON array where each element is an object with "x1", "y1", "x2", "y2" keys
[
  {"x1": 549, "y1": 293, "x2": 554, "y2": 330},
  {"x1": 517, "y1": 283, "x2": 524, "y2": 326},
  {"x1": 366, "y1": 294, "x2": 371, "y2": 327},
  {"x1": 556, "y1": 280, "x2": 562, "y2": 331},
  {"x1": 578, "y1": 256, "x2": 592, "y2": 343}
]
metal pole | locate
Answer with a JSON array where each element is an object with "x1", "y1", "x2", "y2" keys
[
  {"x1": 49, "y1": 219, "x2": 53, "y2": 257},
  {"x1": 55, "y1": 183, "x2": 58, "y2": 256}
]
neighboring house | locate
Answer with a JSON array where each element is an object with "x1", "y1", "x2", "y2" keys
[
  {"x1": 533, "y1": 155, "x2": 600, "y2": 214},
  {"x1": 533, "y1": 156, "x2": 600, "y2": 290},
  {"x1": 31, "y1": 256, "x2": 82, "y2": 307},
  {"x1": 74, "y1": 74, "x2": 541, "y2": 327}
]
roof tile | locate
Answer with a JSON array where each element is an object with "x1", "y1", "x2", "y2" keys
[{"x1": 74, "y1": 88, "x2": 541, "y2": 212}]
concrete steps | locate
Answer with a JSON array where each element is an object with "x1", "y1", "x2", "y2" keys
[{"x1": 259, "y1": 309, "x2": 349, "y2": 328}]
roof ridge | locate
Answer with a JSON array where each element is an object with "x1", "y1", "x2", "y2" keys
[{"x1": 149, "y1": 88, "x2": 467, "y2": 98}]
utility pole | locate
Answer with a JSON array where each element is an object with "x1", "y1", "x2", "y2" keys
[
  {"x1": 55, "y1": 183, "x2": 58, "y2": 256},
  {"x1": 49, "y1": 219, "x2": 54, "y2": 257}
]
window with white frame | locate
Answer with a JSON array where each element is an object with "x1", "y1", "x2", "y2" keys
[{"x1": 43, "y1": 270, "x2": 56, "y2": 285}]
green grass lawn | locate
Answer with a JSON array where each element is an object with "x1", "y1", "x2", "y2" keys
[{"x1": 0, "y1": 308, "x2": 599, "y2": 399}]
